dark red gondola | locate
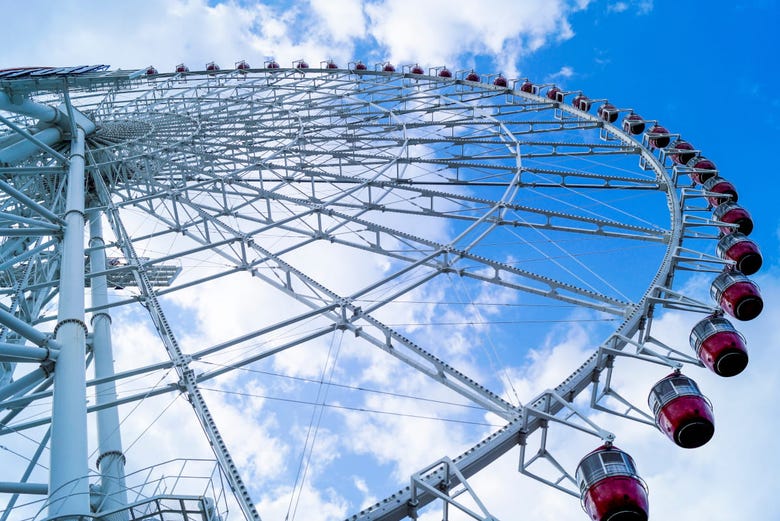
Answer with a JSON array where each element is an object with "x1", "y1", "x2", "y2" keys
[
  {"x1": 145, "y1": 66, "x2": 158, "y2": 75},
  {"x1": 717, "y1": 232, "x2": 762, "y2": 275},
  {"x1": 354, "y1": 61, "x2": 367, "y2": 70},
  {"x1": 669, "y1": 140, "x2": 696, "y2": 165},
  {"x1": 175, "y1": 63, "x2": 189, "y2": 73},
  {"x1": 326, "y1": 60, "x2": 338, "y2": 69},
  {"x1": 206, "y1": 62, "x2": 220, "y2": 71},
  {"x1": 648, "y1": 373, "x2": 714, "y2": 448},
  {"x1": 576, "y1": 445, "x2": 648, "y2": 521},
  {"x1": 711, "y1": 270, "x2": 763, "y2": 321},
  {"x1": 465, "y1": 70, "x2": 480, "y2": 82},
  {"x1": 266, "y1": 60, "x2": 280, "y2": 69},
  {"x1": 296, "y1": 60, "x2": 309, "y2": 69},
  {"x1": 572, "y1": 94, "x2": 591, "y2": 112},
  {"x1": 646, "y1": 124, "x2": 670, "y2": 149},
  {"x1": 622, "y1": 114, "x2": 645, "y2": 135},
  {"x1": 382, "y1": 62, "x2": 396, "y2": 72},
  {"x1": 438, "y1": 67, "x2": 452, "y2": 78},
  {"x1": 547, "y1": 86, "x2": 564, "y2": 102},
  {"x1": 713, "y1": 201, "x2": 754, "y2": 236},
  {"x1": 598, "y1": 103, "x2": 618, "y2": 123},
  {"x1": 687, "y1": 157, "x2": 717, "y2": 184},
  {"x1": 236, "y1": 60, "x2": 250, "y2": 70},
  {"x1": 702, "y1": 176, "x2": 738, "y2": 206},
  {"x1": 493, "y1": 75, "x2": 508, "y2": 87},
  {"x1": 519, "y1": 79, "x2": 533, "y2": 93},
  {"x1": 690, "y1": 315, "x2": 749, "y2": 376},
  {"x1": 410, "y1": 64, "x2": 424, "y2": 74}
]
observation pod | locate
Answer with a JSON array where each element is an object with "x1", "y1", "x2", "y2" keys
[
  {"x1": 295, "y1": 60, "x2": 309, "y2": 69},
  {"x1": 711, "y1": 270, "x2": 763, "y2": 321},
  {"x1": 713, "y1": 201, "x2": 754, "y2": 236},
  {"x1": 622, "y1": 114, "x2": 645, "y2": 135},
  {"x1": 383, "y1": 62, "x2": 396, "y2": 72},
  {"x1": 326, "y1": 60, "x2": 339, "y2": 69},
  {"x1": 519, "y1": 79, "x2": 533, "y2": 92},
  {"x1": 235, "y1": 60, "x2": 250, "y2": 70},
  {"x1": 145, "y1": 66, "x2": 158, "y2": 75},
  {"x1": 669, "y1": 140, "x2": 696, "y2": 165},
  {"x1": 573, "y1": 94, "x2": 592, "y2": 111},
  {"x1": 265, "y1": 60, "x2": 280, "y2": 69},
  {"x1": 175, "y1": 63, "x2": 189, "y2": 73},
  {"x1": 465, "y1": 70, "x2": 480, "y2": 82},
  {"x1": 547, "y1": 86, "x2": 564, "y2": 102},
  {"x1": 646, "y1": 124, "x2": 670, "y2": 149},
  {"x1": 205, "y1": 62, "x2": 220, "y2": 71},
  {"x1": 702, "y1": 176, "x2": 738, "y2": 206},
  {"x1": 690, "y1": 315, "x2": 749, "y2": 376},
  {"x1": 576, "y1": 445, "x2": 648, "y2": 521},
  {"x1": 438, "y1": 67, "x2": 452, "y2": 78},
  {"x1": 598, "y1": 103, "x2": 618, "y2": 123},
  {"x1": 648, "y1": 373, "x2": 715, "y2": 448},
  {"x1": 687, "y1": 157, "x2": 718, "y2": 184},
  {"x1": 354, "y1": 60, "x2": 367, "y2": 70},
  {"x1": 410, "y1": 64, "x2": 424, "y2": 74},
  {"x1": 493, "y1": 75, "x2": 508, "y2": 87},
  {"x1": 717, "y1": 232, "x2": 762, "y2": 276}
]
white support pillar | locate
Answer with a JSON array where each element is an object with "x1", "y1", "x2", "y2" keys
[
  {"x1": 88, "y1": 209, "x2": 128, "y2": 520},
  {"x1": 48, "y1": 127, "x2": 89, "y2": 519}
]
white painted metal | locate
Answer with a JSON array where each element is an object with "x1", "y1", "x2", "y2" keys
[{"x1": 0, "y1": 67, "x2": 730, "y2": 521}]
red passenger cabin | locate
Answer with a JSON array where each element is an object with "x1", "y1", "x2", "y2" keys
[
  {"x1": 295, "y1": 60, "x2": 309, "y2": 69},
  {"x1": 266, "y1": 60, "x2": 280, "y2": 69},
  {"x1": 326, "y1": 60, "x2": 339, "y2": 69},
  {"x1": 175, "y1": 63, "x2": 189, "y2": 73},
  {"x1": 145, "y1": 66, "x2": 158, "y2": 75},
  {"x1": 465, "y1": 70, "x2": 480, "y2": 82},
  {"x1": 206, "y1": 62, "x2": 220, "y2": 71},
  {"x1": 598, "y1": 103, "x2": 618, "y2": 123},
  {"x1": 493, "y1": 75, "x2": 508, "y2": 87},
  {"x1": 690, "y1": 315, "x2": 749, "y2": 376},
  {"x1": 669, "y1": 140, "x2": 696, "y2": 165},
  {"x1": 713, "y1": 201, "x2": 754, "y2": 236},
  {"x1": 354, "y1": 61, "x2": 367, "y2": 70},
  {"x1": 410, "y1": 64, "x2": 424, "y2": 74},
  {"x1": 711, "y1": 270, "x2": 763, "y2": 321},
  {"x1": 573, "y1": 94, "x2": 591, "y2": 111},
  {"x1": 547, "y1": 86, "x2": 564, "y2": 102},
  {"x1": 648, "y1": 373, "x2": 714, "y2": 448},
  {"x1": 702, "y1": 176, "x2": 738, "y2": 206},
  {"x1": 622, "y1": 114, "x2": 645, "y2": 135},
  {"x1": 519, "y1": 79, "x2": 533, "y2": 93},
  {"x1": 438, "y1": 67, "x2": 452, "y2": 78},
  {"x1": 646, "y1": 124, "x2": 670, "y2": 149},
  {"x1": 687, "y1": 157, "x2": 717, "y2": 184},
  {"x1": 382, "y1": 62, "x2": 396, "y2": 72},
  {"x1": 576, "y1": 445, "x2": 648, "y2": 521},
  {"x1": 717, "y1": 232, "x2": 762, "y2": 275},
  {"x1": 235, "y1": 60, "x2": 250, "y2": 70}
]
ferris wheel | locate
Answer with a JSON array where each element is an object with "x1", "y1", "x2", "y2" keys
[{"x1": 0, "y1": 61, "x2": 764, "y2": 521}]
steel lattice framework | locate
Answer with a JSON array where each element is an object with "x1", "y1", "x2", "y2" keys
[{"x1": 0, "y1": 66, "x2": 734, "y2": 521}]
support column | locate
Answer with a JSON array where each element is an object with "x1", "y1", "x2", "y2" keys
[
  {"x1": 48, "y1": 128, "x2": 89, "y2": 519},
  {"x1": 88, "y1": 208, "x2": 128, "y2": 520}
]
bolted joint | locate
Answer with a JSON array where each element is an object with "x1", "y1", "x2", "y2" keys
[{"x1": 40, "y1": 359, "x2": 56, "y2": 377}]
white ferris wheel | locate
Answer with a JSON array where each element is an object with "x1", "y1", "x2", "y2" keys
[{"x1": 0, "y1": 61, "x2": 764, "y2": 521}]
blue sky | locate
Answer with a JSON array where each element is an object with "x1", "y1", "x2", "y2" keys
[{"x1": 0, "y1": 1, "x2": 778, "y2": 520}]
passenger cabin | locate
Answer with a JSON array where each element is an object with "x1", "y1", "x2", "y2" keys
[
  {"x1": 598, "y1": 103, "x2": 618, "y2": 123},
  {"x1": 622, "y1": 114, "x2": 645, "y2": 135},
  {"x1": 710, "y1": 270, "x2": 763, "y2": 321},
  {"x1": 648, "y1": 373, "x2": 714, "y2": 448},
  {"x1": 690, "y1": 315, "x2": 749, "y2": 376},
  {"x1": 717, "y1": 232, "x2": 762, "y2": 275},
  {"x1": 646, "y1": 124, "x2": 670, "y2": 149},
  {"x1": 713, "y1": 201, "x2": 754, "y2": 236},
  {"x1": 576, "y1": 445, "x2": 648, "y2": 521},
  {"x1": 702, "y1": 176, "x2": 738, "y2": 206}
]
